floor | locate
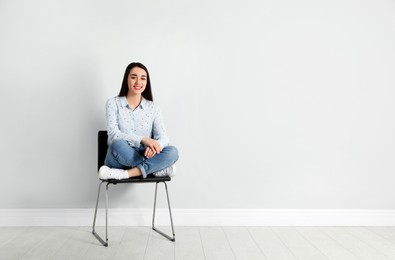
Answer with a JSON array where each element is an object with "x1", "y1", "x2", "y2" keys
[{"x1": 1, "y1": 226, "x2": 395, "y2": 260}]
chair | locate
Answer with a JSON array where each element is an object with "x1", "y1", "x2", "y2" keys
[{"x1": 92, "y1": 130, "x2": 175, "y2": 247}]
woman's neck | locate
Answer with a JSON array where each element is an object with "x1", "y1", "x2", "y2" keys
[{"x1": 126, "y1": 94, "x2": 142, "y2": 110}]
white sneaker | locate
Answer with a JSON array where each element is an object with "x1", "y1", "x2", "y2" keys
[
  {"x1": 98, "y1": 166, "x2": 128, "y2": 180},
  {"x1": 153, "y1": 165, "x2": 176, "y2": 177}
]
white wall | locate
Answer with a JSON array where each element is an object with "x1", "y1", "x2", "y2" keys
[{"x1": 1, "y1": 0, "x2": 395, "y2": 210}]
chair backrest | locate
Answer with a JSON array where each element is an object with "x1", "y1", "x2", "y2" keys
[{"x1": 98, "y1": 131, "x2": 108, "y2": 171}]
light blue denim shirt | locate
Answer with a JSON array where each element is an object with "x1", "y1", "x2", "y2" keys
[{"x1": 106, "y1": 96, "x2": 169, "y2": 149}]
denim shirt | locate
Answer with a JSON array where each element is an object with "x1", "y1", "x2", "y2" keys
[{"x1": 106, "y1": 96, "x2": 169, "y2": 149}]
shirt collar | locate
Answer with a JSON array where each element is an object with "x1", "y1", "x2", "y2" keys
[
  {"x1": 120, "y1": 96, "x2": 147, "y2": 110},
  {"x1": 140, "y1": 98, "x2": 147, "y2": 109}
]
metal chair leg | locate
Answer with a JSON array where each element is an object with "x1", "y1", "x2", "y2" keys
[
  {"x1": 92, "y1": 181, "x2": 109, "y2": 247},
  {"x1": 105, "y1": 183, "x2": 109, "y2": 245},
  {"x1": 92, "y1": 181, "x2": 103, "y2": 231},
  {"x1": 152, "y1": 182, "x2": 176, "y2": 241}
]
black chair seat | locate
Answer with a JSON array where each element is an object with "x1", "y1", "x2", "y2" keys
[{"x1": 104, "y1": 175, "x2": 171, "y2": 184}]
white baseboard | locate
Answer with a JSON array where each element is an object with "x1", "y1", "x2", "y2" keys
[{"x1": 1, "y1": 209, "x2": 395, "y2": 226}]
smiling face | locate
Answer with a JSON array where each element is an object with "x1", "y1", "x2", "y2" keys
[{"x1": 127, "y1": 67, "x2": 147, "y2": 96}]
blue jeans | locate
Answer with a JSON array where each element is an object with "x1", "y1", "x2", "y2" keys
[{"x1": 104, "y1": 139, "x2": 179, "y2": 178}]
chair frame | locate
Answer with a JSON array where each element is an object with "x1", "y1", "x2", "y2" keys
[{"x1": 92, "y1": 131, "x2": 175, "y2": 247}]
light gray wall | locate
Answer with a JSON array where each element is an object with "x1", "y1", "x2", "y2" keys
[{"x1": 1, "y1": 0, "x2": 395, "y2": 209}]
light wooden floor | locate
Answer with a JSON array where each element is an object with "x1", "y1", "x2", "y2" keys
[{"x1": 1, "y1": 226, "x2": 395, "y2": 260}]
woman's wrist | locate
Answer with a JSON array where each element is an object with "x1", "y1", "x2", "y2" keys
[{"x1": 141, "y1": 137, "x2": 151, "y2": 145}]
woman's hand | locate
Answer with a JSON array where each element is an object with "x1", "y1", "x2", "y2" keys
[
  {"x1": 141, "y1": 137, "x2": 162, "y2": 158},
  {"x1": 144, "y1": 147, "x2": 156, "y2": 158}
]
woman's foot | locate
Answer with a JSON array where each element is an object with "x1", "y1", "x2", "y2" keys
[
  {"x1": 153, "y1": 165, "x2": 176, "y2": 177},
  {"x1": 98, "y1": 166, "x2": 129, "y2": 180}
]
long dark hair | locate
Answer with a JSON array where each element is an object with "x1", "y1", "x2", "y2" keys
[{"x1": 118, "y1": 62, "x2": 153, "y2": 101}]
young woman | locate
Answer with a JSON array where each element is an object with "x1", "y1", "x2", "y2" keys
[{"x1": 99, "y1": 62, "x2": 179, "y2": 180}]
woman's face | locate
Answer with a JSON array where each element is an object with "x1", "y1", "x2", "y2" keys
[{"x1": 127, "y1": 67, "x2": 147, "y2": 96}]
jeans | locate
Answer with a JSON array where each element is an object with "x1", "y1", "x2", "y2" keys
[{"x1": 104, "y1": 139, "x2": 179, "y2": 178}]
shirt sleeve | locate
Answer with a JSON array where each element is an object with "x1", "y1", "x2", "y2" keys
[
  {"x1": 106, "y1": 98, "x2": 143, "y2": 147},
  {"x1": 152, "y1": 105, "x2": 170, "y2": 149}
]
